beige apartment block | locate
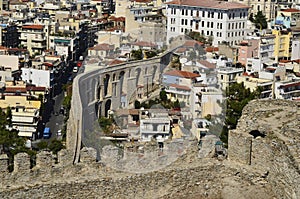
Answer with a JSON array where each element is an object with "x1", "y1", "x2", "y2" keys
[{"x1": 228, "y1": 0, "x2": 277, "y2": 20}]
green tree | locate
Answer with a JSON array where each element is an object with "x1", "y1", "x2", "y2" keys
[
  {"x1": 134, "y1": 100, "x2": 141, "y2": 109},
  {"x1": 159, "y1": 90, "x2": 168, "y2": 102},
  {"x1": 48, "y1": 139, "x2": 65, "y2": 154},
  {"x1": 98, "y1": 117, "x2": 113, "y2": 134},
  {"x1": 131, "y1": 49, "x2": 143, "y2": 60},
  {"x1": 36, "y1": 141, "x2": 48, "y2": 150},
  {"x1": 220, "y1": 83, "x2": 261, "y2": 146},
  {"x1": 187, "y1": 31, "x2": 207, "y2": 44},
  {"x1": 6, "y1": 107, "x2": 12, "y2": 127},
  {"x1": 63, "y1": 95, "x2": 72, "y2": 111},
  {"x1": 254, "y1": 11, "x2": 268, "y2": 29},
  {"x1": 145, "y1": 50, "x2": 157, "y2": 58}
]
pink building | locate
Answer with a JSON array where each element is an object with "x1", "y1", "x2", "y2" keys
[{"x1": 238, "y1": 39, "x2": 260, "y2": 66}]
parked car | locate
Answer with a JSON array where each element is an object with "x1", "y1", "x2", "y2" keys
[
  {"x1": 73, "y1": 66, "x2": 78, "y2": 73},
  {"x1": 57, "y1": 129, "x2": 62, "y2": 136}
]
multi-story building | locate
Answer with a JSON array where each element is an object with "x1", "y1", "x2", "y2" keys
[
  {"x1": 217, "y1": 66, "x2": 244, "y2": 90},
  {"x1": 272, "y1": 27, "x2": 292, "y2": 61},
  {"x1": 49, "y1": 33, "x2": 79, "y2": 62},
  {"x1": 0, "y1": 0, "x2": 9, "y2": 11},
  {"x1": 0, "y1": 24, "x2": 19, "y2": 48},
  {"x1": 139, "y1": 109, "x2": 171, "y2": 142},
  {"x1": 162, "y1": 70, "x2": 200, "y2": 106},
  {"x1": 275, "y1": 78, "x2": 300, "y2": 100},
  {"x1": 166, "y1": 0, "x2": 249, "y2": 46},
  {"x1": 0, "y1": 81, "x2": 42, "y2": 138},
  {"x1": 272, "y1": 9, "x2": 300, "y2": 28},
  {"x1": 237, "y1": 75, "x2": 273, "y2": 98},
  {"x1": 291, "y1": 40, "x2": 300, "y2": 60},
  {"x1": 238, "y1": 39, "x2": 260, "y2": 66},
  {"x1": 229, "y1": 0, "x2": 277, "y2": 20},
  {"x1": 19, "y1": 24, "x2": 50, "y2": 56}
]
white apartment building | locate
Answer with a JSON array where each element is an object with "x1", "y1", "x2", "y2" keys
[
  {"x1": 166, "y1": 0, "x2": 249, "y2": 46},
  {"x1": 291, "y1": 40, "x2": 300, "y2": 60},
  {"x1": 247, "y1": 33, "x2": 275, "y2": 64},
  {"x1": 139, "y1": 109, "x2": 171, "y2": 142}
]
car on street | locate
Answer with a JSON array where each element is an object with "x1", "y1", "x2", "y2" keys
[
  {"x1": 73, "y1": 66, "x2": 78, "y2": 73},
  {"x1": 57, "y1": 129, "x2": 62, "y2": 136}
]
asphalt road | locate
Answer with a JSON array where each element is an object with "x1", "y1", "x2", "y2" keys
[{"x1": 34, "y1": 63, "x2": 77, "y2": 142}]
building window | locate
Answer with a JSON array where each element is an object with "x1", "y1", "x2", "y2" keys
[
  {"x1": 202, "y1": 21, "x2": 204, "y2": 27},
  {"x1": 202, "y1": 11, "x2": 205, "y2": 17},
  {"x1": 207, "y1": 21, "x2": 210, "y2": 27},
  {"x1": 220, "y1": 23, "x2": 222, "y2": 29},
  {"x1": 228, "y1": 23, "x2": 230, "y2": 30},
  {"x1": 181, "y1": 19, "x2": 184, "y2": 25},
  {"x1": 211, "y1": 22, "x2": 213, "y2": 28}
]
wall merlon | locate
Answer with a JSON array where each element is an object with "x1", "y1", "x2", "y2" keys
[{"x1": 0, "y1": 154, "x2": 8, "y2": 173}]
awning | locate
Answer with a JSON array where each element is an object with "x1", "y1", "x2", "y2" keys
[
  {"x1": 12, "y1": 116, "x2": 34, "y2": 123},
  {"x1": 18, "y1": 132, "x2": 33, "y2": 137}
]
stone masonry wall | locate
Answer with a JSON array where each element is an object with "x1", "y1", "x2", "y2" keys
[{"x1": 0, "y1": 99, "x2": 299, "y2": 198}]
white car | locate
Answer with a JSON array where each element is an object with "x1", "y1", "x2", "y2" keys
[
  {"x1": 73, "y1": 66, "x2": 78, "y2": 73},
  {"x1": 57, "y1": 129, "x2": 62, "y2": 136}
]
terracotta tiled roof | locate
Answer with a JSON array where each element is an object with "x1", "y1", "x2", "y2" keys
[
  {"x1": 109, "y1": 16, "x2": 125, "y2": 22},
  {"x1": 169, "y1": 83, "x2": 191, "y2": 91},
  {"x1": 26, "y1": 86, "x2": 46, "y2": 91},
  {"x1": 279, "y1": 81, "x2": 300, "y2": 89},
  {"x1": 166, "y1": 0, "x2": 250, "y2": 10},
  {"x1": 90, "y1": 43, "x2": 114, "y2": 51},
  {"x1": 282, "y1": 9, "x2": 300, "y2": 12},
  {"x1": 205, "y1": 46, "x2": 219, "y2": 52},
  {"x1": 175, "y1": 47, "x2": 187, "y2": 53},
  {"x1": 22, "y1": 25, "x2": 44, "y2": 30},
  {"x1": 183, "y1": 40, "x2": 204, "y2": 47},
  {"x1": 5, "y1": 87, "x2": 27, "y2": 93},
  {"x1": 109, "y1": 59, "x2": 125, "y2": 66},
  {"x1": 164, "y1": 70, "x2": 200, "y2": 78},
  {"x1": 198, "y1": 60, "x2": 216, "y2": 69}
]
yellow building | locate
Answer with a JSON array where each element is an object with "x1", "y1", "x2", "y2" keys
[
  {"x1": 237, "y1": 75, "x2": 273, "y2": 98},
  {"x1": 272, "y1": 29, "x2": 292, "y2": 61}
]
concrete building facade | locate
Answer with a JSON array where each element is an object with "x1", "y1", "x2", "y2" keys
[{"x1": 166, "y1": 0, "x2": 249, "y2": 46}]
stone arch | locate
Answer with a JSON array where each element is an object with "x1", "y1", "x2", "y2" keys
[
  {"x1": 135, "y1": 68, "x2": 142, "y2": 87},
  {"x1": 119, "y1": 71, "x2": 126, "y2": 96},
  {"x1": 152, "y1": 65, "x2": 158, "y2": 80},
  {"x1": 104, "y1": 99, "x2": 111, "y2": 118},
  {"x1": 112, "y1": 73, "x2": 116, "y2": 81},
  {"x1": 95, "y1": 101, "x2": 102, "y2": 118},
  {"x1": 103, "y1": 74, "x2": 110, "y2": 96}
]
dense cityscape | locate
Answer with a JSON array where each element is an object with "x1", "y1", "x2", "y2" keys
[{"x1": 0, "y1": 0, "x2": 299, "y2": 198}]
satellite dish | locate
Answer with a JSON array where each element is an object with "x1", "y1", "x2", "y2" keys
[{"x1": 180, "y1": 58, "x2": 187, "y2": 64}]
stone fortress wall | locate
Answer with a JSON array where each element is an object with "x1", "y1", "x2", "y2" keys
[{"x1": 0, "y1": 99, "x2": 299, "y2": 198}]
